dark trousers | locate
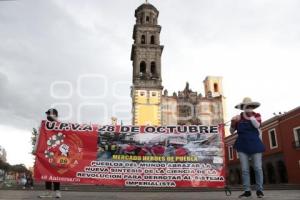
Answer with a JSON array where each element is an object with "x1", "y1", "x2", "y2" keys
[
  {"x1": 45, "y1": 182, "x2": 60, "y2": 191},
  {"x1": 25, "y1": 179, "x2": 34, "y2": 187}
]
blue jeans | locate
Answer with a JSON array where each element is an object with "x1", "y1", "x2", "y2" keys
[{"x1": 238, "y1": 152, "x2": 263, "y2": 192}]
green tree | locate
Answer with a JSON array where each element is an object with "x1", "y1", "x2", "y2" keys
[
  {"x1": 0, "y1": 160, "x2": 11, "y2": 181},
  {"x1": 0, "y1": 160, "x2": 10, "y2": 171},
  {"x1": 9, "y1": 164, "x2": 28, "y2": 173}
]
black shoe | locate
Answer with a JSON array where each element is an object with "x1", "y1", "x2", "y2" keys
[
  {"x1": 256, "y1": 191, "x2": 264, "y2": 198},
  {"x1": 239, "y1": 191, "x2": 252, "y2": 198}
]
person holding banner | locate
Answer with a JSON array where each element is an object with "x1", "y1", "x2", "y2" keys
[
  {"x1": 36, "y1": 108, "x2": 62, "y2": 198},
  {"x1": 230, "y1": 97, "x2": 265, "y2": 198}
]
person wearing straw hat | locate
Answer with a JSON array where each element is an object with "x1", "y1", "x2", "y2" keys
[{"x1": 230, "y1": 97, "x2": 265, "y2": 199}]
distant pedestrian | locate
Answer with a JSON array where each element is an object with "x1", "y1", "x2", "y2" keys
[
  {"x1": 20, "y1": 173, "x2": 26, "y2": 190},
  {"x1": 230, "y1": 97, "x2": 265, "y2": 198},
  {"x1": 25, "y1": 173, "x2": 34, "y2": 189}
]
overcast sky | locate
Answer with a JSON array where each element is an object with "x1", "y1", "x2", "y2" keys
[{"x1": 0, "y1": 0, "x2": 300, "y2": 167}]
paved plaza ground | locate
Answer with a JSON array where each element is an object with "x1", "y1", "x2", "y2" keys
[{"x1": 1, "y1": 190, "x2": 300, "y2": 200}]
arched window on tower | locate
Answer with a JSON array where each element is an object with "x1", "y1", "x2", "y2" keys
[
  {"x1": 214, "y1": 83, "x2": 219, "y2": 92},
  {"x1": 151, "y1": 62, "x2": 156, "y2": 77},
  {"x1": 140, "y1": 61, "x2": 146, "y2": 74},
  {"x1": 151, "y1": 35, "x2": 155, "y2": 44},
  {"x1": 146, "y1": 16, "x2": 150, "y2": 23},
  {"x1": 141, "y1": 35, "x2": 146, "y2": 44}
]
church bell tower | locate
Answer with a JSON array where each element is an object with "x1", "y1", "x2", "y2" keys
[{"x1": 130, "y1": 2, "x2": 164, "y2": 126}]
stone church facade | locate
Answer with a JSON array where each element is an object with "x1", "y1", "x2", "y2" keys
[{"x1": 130, "y1": 2, "x2": 226, "y2": 126}]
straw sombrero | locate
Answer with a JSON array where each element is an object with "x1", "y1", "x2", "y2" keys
[{"x1": 235, "y1": 97, "x2": 260, "y2": 110}]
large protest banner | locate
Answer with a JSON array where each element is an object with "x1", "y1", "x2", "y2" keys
[{"x1": 34, "y1": 121, "x2": 226, "y2": 188}]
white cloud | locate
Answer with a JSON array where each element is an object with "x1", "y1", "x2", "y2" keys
[{"x1": 0, "y1": 125, "x2": 34, "y2": 168}]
